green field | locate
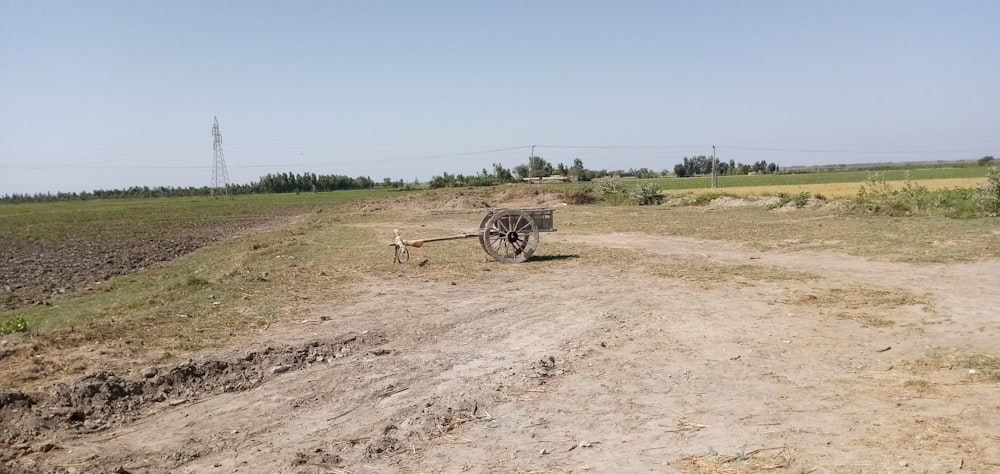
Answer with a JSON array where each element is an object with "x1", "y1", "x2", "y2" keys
[{"x1": 0, "y1": 189, "x2": 395, "y2": 241}]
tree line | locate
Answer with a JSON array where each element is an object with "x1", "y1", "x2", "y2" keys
[
  {"x1": 2, "y1": 154, "x2": 794, "y2": 202},
  {"x1": 427, "y1": 157, "x2": 670, "y2": 188},
  {"x1": 426, "y1": 154, "x2": 784, "y2": 189},
  {"x1": 0, "y1": 172, "x2": 375, "y2": 203},
  {"x1": 673, "y1": 156, "x2": 778, "y2": 178}
]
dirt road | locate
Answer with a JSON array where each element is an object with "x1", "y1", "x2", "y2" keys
[{"x1": 4, "y1": 220, "x2": 1000, "y2": 473}]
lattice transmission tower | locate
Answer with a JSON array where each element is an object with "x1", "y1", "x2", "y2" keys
[{"x1": 211, "y1": 116, "x2": 230, "y2": 197}]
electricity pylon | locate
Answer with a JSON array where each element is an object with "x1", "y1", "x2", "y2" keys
[{"x1": 211, "y1": 116, "x2": 230, "y2": 197}]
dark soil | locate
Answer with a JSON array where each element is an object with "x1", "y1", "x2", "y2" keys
[{"x1": 1, "y1": 217, "x2": 290, "y2": 311}]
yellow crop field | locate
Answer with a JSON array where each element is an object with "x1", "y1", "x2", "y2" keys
[{"x1": 680, "y1": 177, "x2": 986, "y2": 199}]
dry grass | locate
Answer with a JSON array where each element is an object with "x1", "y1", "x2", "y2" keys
[
  {"x1": 902, "y1": 379, "x2": 936, "y2": 395},
  {"x1": 652, "y1": 260, "x2": 817, "y2": 287},
  {"x1": 857, "y1": 417, "x2": 984, "y2": 471},
  {"x1": 788, "y1": 286, "x2": 933, "y2": 328},
  {"x1": 911, "y1": 351, "x2": 1000, "y2": 382},
  {"x1": 834, "y1": 311, "x2": 894, "y2": 328},
  {"x1": 676, "y1": 447, "x2": 793, "y2": 473},
  {"x1": 814, "y1": 287, "x2": 933, "y2": 309}
]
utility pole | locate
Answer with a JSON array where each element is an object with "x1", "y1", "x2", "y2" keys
[
  {"x1": 711, "y1": 145, "x2": 718, "y2": 188},
  {"x1": 211, "y1": 116, "x2": 230, "y2": 197},
  {"x1": 529, "y1": 145, "x2": 536, "y2": 180}
]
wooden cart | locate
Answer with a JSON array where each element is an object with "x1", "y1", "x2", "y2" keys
[{"x1": 391, "y1": 208, "x2": 556, "y2": 264}]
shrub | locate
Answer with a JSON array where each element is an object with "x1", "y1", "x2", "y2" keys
[
  {"x1": 852, "y1": 172, "x2": 930, "y2": 216},
  {"x1": 977, "y1": 167, "x2": 1000, "y2": 217},
  {"x1": 597, "y1": 177, "x2": 625, "y2": 195},
  {"x1": 630, "y1": 182, "x2": 664, "y2": 205},
  {"x1": 933, "y1": 188, "x2": 978, "y2": 219},
  {"x1": 776, "y1": 191, "x2": 810, "y2": 208},
  {"x1": 597, "y1": 177, "x2": 629, "y2": 205},
  {"x1": 0, "y1": 316, "x2": 28, "y2": 336},
  {"x1": 899, "y1": 172, "x2": 930, "y2": 214},
  {"x1": 853, "y1": 172, "x2": 901, "y2": 215}
]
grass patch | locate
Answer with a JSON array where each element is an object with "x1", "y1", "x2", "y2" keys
[
  {"x1": 790, "y1": 286, "x2": 933, "y2": 328},
  {"x1": 956, "y1": 354, "x2": 1000, "y2": 381},
  {"x1": 186, "y1": 276, "x2": 211, "y2": 288},
  {"x1": 913, "y1": 351, "x2": 948, "y2": 370},
  {"x1": 775, "y1": 191, "x2": 811, "y2": 208},
  {"x1": 834, "y1": 311, "x2": 894, "y2": 328},
  {"x1": 653, "y1": 260, "x2": 817, "y2": 287},
  {"x1": 799, "y1": 287, "x2": 933, "y2": 310},
  {"x1": 902, "y1": 379, "x2": 936, "y2": 394},
  {"x1": 911, "y1": 351, "x2": 1000, "y2": 382},
  {"x1": 0, "y1": 315, "x2": 28, "y2": 335}
]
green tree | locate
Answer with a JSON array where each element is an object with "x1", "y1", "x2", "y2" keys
[
  {"x1": 513, "y1": 164, "x2": 530, "y2": 180},
  {"x1": 673, "y1": 163, "x2": 688, "y2": 178},
  {"x1": 493, "y1": 163, "x2": 514, "y2": 183},
  {"x1": 527, "y1": 156, "x2": 553, "y2": 178}
]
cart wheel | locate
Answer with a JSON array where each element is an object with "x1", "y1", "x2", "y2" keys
[
  {"x1": 477, "y1": 210, "x2": 495, "y2": 256},
  {"x1": 482, "y1": 209, "x2": 539, "y2": 263},
  {"x1": 394, "y1": 245, "x2": 409, "y2": 264}
]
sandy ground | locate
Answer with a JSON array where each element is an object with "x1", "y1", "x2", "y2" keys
[{"x1": 5, "y1": 225, "x2": 1000, "y2": 473}]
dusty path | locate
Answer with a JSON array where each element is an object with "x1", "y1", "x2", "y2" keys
[{"x1": 6, "y1": 231, "x2": 1000, "y2": 473}]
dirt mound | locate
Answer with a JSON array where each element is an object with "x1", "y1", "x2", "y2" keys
[
  {"x1": 352, "y1": 186, "x2": 567, "y2": 213},
  {"x1": 0, "y1": 332, "x2": 383, "y2": 451}
]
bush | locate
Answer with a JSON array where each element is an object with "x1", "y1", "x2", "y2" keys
[
  {"x1": 597, "y1": 177, "x2": 629, "y2": 205},
  {"x1": 850, "y1": 170, "x2": 999, "y2": 218},
  {"x1": 852, "y1": 172, "x2": 929, "y2": 216},
  {"x1": 853, "y1": 172, "x2": 901, "y2": 215},
  {"x1": 776, "y1": 192, "x2": 810, "y2": 208},
  {"x1": 0, "y1": 316, "x2": 28, "y2": 336},
  {"x1": 630, "y1": 182, "x2": 664, "y2": 205},
  {"x1": 933, "y1": 188, "x2": 978, "y2": 219},
  {"x1": 899, "y1": 173, "x2": 930, "y2": 214},
  {"x1": 977, "y1": 167, "x2": 1000, "y2": 217}
]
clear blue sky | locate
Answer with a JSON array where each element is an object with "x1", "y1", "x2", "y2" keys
[{"x1": 2, "y1": 1, "x2": 998, "y2": 195}]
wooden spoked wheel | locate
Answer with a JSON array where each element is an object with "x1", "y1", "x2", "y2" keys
[
  {"x1": 482, "y1": 209, "x2": 539, "y2": 263},
  {"x1": 477, "y1": 212, "x2": 494, "y2": 256}
]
